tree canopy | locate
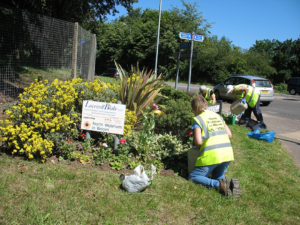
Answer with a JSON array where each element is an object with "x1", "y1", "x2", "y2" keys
[
  {"x1": 1, "y1": 0, "x2": 299, "y2": 84},
  {"x1": 0, "y1": 0, "x2": 137, "y2": 23},
  {"x1": 94, "y1": 1, "x2": 300, "y2": 84}
]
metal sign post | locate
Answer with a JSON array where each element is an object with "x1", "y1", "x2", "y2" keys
[
  {"x1": 175, "y1": 50, "x2": 181, "y2": 90},
  {"x1": 187, "y1": 32, "x2": 195, "y2": 93},
  {"x1": 175, "y1": 42, "x2": 191, "y2": 89},
  {"x1": 179, "y1": 32, "x2": 204, "y2": 93}
]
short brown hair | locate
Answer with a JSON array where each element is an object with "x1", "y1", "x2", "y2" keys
[{"x1": 191, "y1": 95, "x2": 208, "y2": 115}]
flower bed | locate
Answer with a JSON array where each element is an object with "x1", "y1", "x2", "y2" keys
[{"x1": 0, "y1": 64, "x2": 194, "y2": 174}]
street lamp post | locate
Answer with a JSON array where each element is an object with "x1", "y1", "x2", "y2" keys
[{"x1": 154, "y1": 0, "x2": 162, "y2": 78}]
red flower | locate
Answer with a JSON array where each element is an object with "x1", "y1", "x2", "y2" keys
[
  {"x1": 80, "y1": 133, "x2": 87, "y2": 138},
  {"x1": 187, "y1": 130, "x2": 193, "y2": 135},
  {"x1": 120, "y1": 139, "x2": 126, "y2": 144},
  {"x1": 67, "y1": 139, "x2": 71, "y2": 143}
]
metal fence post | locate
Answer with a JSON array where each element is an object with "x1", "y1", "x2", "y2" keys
[
  {"x1": 87, "y1": 34, "x2": 96, "y2": 81},
  {"x1": 72, "y1": 22, "x2": 78, "y2": 79}
]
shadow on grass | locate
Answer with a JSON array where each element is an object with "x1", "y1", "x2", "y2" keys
[
  {"x1": 162, "y1": 152, "x2": 189, "y2": 179},
  {"x1": 276, "y1": 137, "x2": 300, "y2": 145}
]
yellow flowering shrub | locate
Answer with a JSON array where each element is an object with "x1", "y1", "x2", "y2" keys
[
  {"x1": 123, "y1": 109, "x2": 138, "y2": 135},
  {"x1": 0, "y1": 78, "x2": 129, "y2": 162}
]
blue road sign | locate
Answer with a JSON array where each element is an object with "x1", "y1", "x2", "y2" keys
[
  {"x1": 179, "y1": 32, "x2": 191, "y2": 40},
  {"x1": 179, "y1": 32, "x2": 204, "y2": 42},
  {"x1": 194, "y1": 34, "x2": 204, "y2": 42}
]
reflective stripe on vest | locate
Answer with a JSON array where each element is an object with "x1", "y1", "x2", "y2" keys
[
  {"x1": 200, "y1": 142, "x2": 232, "y2": 154},
  {"x1": 193, "y1": 111, "x2": 234, "y2": 166}
]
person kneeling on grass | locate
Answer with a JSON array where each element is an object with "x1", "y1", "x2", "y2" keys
[
  {"x1": 199, "y1": 85, "x2": 216, "y2": 105},
  {"x1": 189, "y1": 95, "x2": 241, "y2": 197}
]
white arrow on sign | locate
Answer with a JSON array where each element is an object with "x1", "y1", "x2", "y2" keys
[
  {"x1": 179, "y1": 32, "x2": 191, "y2": 40},
  {"x1": 194, "y1": 34, "x2": 204, "y2": 42}
]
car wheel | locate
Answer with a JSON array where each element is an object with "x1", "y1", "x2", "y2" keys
[
  {"x1": 289, "y1": 89, "x2": 296, "y2": 95},
  {"x1": 262, "y1": 101, "x2": 271, "y2": 106},
  {"x1": 214, "y1": 90, "x2": 220, "y2": 100}
]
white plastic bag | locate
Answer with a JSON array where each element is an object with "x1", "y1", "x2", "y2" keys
[{"x1": 121, "y1": 164, "x2": 156, "y2": 193}]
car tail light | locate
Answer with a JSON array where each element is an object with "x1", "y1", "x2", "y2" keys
[
  {"x1": 252, "y1": 79, "x2": 256, "y2": 88},
  {"x1": 269, "y1": 80, "x2": 273, "y2": 87}
]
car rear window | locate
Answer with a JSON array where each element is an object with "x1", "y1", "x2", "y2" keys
[
  {"x1": 289, "y1": 77, "x2": 300, "y2": 84},
  {"x1": 254, "y1": 80, "x2": 272, "y2": 87}
]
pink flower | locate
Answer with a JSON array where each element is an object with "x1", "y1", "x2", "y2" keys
[
  {"x1": 152, "y1": 103, "x2": 159, "y2": 110},
  {"x1": 120, "y1": 139, "x2": 126, "y2": 144},
  {"x1": 102, "y1": 143, "x2": 108, "y2": 148}
]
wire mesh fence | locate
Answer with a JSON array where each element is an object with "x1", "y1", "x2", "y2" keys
[{"x1": 0, "y1": 7, "x2": 96, "y2": 102}]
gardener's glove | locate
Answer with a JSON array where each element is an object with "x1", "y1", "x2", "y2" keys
[{"x1": 241, "y1": 98, "x2": 246, "y2": 104}]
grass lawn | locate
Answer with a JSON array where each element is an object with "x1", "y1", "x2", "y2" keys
[{"x1": 1, "y1": 125, "x2": 300, "y2": 224}]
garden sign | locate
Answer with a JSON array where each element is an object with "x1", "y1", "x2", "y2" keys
[{"x1": 81, "y1": 100, "x2": 126, "y2": 135}]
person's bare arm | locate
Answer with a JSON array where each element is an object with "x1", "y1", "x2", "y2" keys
[
  {"x1": 236, "y1": 87, "x2": 248, "y2": 96},
  {"x1": 194, "y1": 128, "x2": 203, "y2": 146},
  {"x1": 225, "y1": 124, "x2": 232, "y2": 138},
  {"x1": 211, "y1": 93, "x2": 216, "y2": 104}
]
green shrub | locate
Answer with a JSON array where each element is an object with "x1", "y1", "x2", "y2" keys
[
  {"x1": 274, "y1": 83, "x2": 288, "y2": 93},
  {"x1": 158, "y1": 86, "x2": 192, "y2": 105},
  {"x1": 149, "y1": 133, "x2": 191, "y2": 161},
  {"x1": 154, "y1": 98, "x2": 194, "y2": 140}
]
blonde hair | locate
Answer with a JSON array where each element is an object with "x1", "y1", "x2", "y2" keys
[{"x1": 191, "y1": 95, "x2": 208, "y2": 115}]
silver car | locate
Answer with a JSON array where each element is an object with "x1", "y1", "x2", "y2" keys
[{"x1": 213, "y1": 75, "x2": 274, "y2": 106}]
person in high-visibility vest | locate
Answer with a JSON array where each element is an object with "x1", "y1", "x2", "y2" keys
[
  {"x1": 189, "y1": 95, "x2": 241, "y2": 197},
  {"x1": 227, "y1": 84, "x2": 266, "y2": 128},
  {"x1": 199, "y1": 85, "x2": 216, "y2": 105}
]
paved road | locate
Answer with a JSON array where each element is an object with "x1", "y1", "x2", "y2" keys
[{"x1": 167, "y1": 82, "x2": 300, "y2": 168}]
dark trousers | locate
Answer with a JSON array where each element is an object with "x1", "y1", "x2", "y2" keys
[{"x1": 241, "y1": 97, "x2": 263, "y2": 122}]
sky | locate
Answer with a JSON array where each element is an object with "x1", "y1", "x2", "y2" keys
[{"x1": 109, "y1": 0, "x2": 300, "y2": 50}]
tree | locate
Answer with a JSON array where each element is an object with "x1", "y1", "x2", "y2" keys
[
  {"x1": 0, "y1": 0, "x2": 137, "y2": 23},
  {"x1": 249, "y1": 39, "x2": 279, "y2": 62},
  {"x1": 95, "y1": 1, "x2": 211, "y2": 78}
]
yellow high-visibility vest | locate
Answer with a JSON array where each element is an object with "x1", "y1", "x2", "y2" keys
[
  {"x1": 193, "y1": 111, "x2": 234, "y2": 166},
  {"x1": 234, "y1": 84, "x2": 260, "y2": 108},
  {"x1": 204, "y1": 88, "x2": 213, "y2": 104}
]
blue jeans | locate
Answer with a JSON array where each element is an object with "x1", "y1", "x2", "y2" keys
[{"x1": 189, "y1": 162, "x2": 230, "y2": 189}]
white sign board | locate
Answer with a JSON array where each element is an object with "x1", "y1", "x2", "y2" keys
[
  {"x1": 81, "y1": 100, "x2": 126, "y2": 135},
  {"x1": 207, "y1": 104, "x2": 221, "y2": 114}
]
